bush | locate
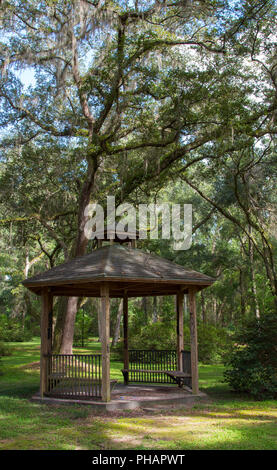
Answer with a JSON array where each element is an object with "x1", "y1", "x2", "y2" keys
[
  {"x1": 0, "y1": 341, "x2": 11, "y2": 357},
  {"x1": 113, "y1": 320, "x2": 231, "y2": 364},
  {"x1": 0, "y1": 315, "x2": 33, "y2": 342},
  {"x1": 73, "y1": 310, "x2": 91, "y2": 347},
  {"x1": 223, "y1": 312, "x2": 277, "y2": 399},
  {"x1": 130, "y1": 321, "x2": 177, "y2": 351},
  {"x1": 112, "y1": 320, "x2": 175, "y2": 360},
  {"x1": 197, "y1": 323, "x2": 232, "y2": 364}
]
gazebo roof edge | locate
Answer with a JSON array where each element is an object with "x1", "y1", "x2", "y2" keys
[{"x1": 22, "y1": 244, "x2": 216, "y2": 294}]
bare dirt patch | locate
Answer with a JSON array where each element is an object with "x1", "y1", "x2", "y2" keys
[{"x1": 20, "y1": 361, "x2": 40, "y2": 370}]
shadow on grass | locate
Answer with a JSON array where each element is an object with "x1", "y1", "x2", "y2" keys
[
  {"x1": 100, "y1": 403, "x2": 277, "y2": 450},
  {"x1": 1, "y1": 380, "x2": 277, "y2": 450},
  {"x1": 1, "y1": 342, "x2": 277, "y2": 450}
]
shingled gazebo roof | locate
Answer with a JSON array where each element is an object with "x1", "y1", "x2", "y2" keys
[{"x1": 22, "y1": 244, "x2": 215, "y2": 298}]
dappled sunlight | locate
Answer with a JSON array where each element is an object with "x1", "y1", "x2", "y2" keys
[
  {"x1": 235, "y1": 409, "x2": 277, "y2": 419},
  {"x1": 0, "y1": 394, "x2": 277, "y2": 450},
  {"x1": 99, "y1": 410, "x2": 277, "y2": 450},
  {"x1": 1, "y1": 341, "x2": 277, "y2": 450}
]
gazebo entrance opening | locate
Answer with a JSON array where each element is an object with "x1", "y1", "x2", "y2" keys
[{"x1": 23, "y1": 231, "x2": 214, "y2": 403}]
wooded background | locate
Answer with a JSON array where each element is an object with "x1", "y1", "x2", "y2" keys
[{"x1": 0, "y1": 1, "x2": 276, "y2": 362}]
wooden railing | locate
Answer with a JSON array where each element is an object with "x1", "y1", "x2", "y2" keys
[
  {"x1": 129, "y1": 350, "x2": 176, "y2": 383},
  {"x1": 45, "y1": 354, "x2": 102, "y2": 399},
  {"x1": 123, "y1": 350, "x2": 192, "y2": 386}
]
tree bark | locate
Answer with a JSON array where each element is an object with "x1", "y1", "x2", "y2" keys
[
  {"x1": 239, "y1": 267, "x2": 246, "y2": 316},
  {"x1": 97, "y1": 298, "x2": 102, "y2": 343},
  {"x1": 142, "y1": 297, "x2": 148, "y2": 323},
  {"x1": 248, "y1": 227, "x2": 260, "y2": 318},
  {"x1": 200, "y1": 290, "x2": 206, "y2": 323},
  {"x1": 112, "y1": 299, "x2": 123, "y2": 346},
  {"x1": 53, "y1": 161, "x2": 98, "y2": 354},
  {"x1": 213, "y1": 298, "x2": 217, "y2": 325},
  {"x1": 153, "y1": 296, "x2": 158, "y2": 323}
]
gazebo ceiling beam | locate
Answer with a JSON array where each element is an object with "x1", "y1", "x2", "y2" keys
[
  {"x1": 37, "y1": 281, "x2": 203, "y2": 298},
  {"x1": 48, "y1": 287, "x2": 191, "y2": 297}
]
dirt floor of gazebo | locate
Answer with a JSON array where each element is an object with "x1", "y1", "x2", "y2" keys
[{"x1": 31, "y1": 383, "x2": 207, "y2": 411}]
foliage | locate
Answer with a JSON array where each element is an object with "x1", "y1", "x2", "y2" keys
[
  {"x1": 223, "y1": 313, "x2": 277, "y2": 399},
  {"x1": 0, "y1": 315, "x2": 33, "y2": 342},
  {"x1": 0, "y1": 341, "x2": 10, "y2": 356},
  {"x1": 197, "y1": 323, "x2": 233, "y2": 364},
  {"x1": 0, "y1": 0, "x2": 276, "y2": 352},
  {"x1": 73, "y1": 310, "x2": 92, "y2": 347},
  {"x1": 129, "y1": 320, "x2": 177, "y2": 351},
  {"x1": 113, "y1": 317, "x2": 232, "y2": 365}
]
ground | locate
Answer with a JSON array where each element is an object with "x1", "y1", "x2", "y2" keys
[{"x1": 0, "y1": 338, "x2": 277, "y2": 450}]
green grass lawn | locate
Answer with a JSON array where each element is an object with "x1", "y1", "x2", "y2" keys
[{"x1": 0, "y1": 338, "x2": 277, "y2": 450}]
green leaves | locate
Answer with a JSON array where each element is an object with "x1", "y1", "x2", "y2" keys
[{"x1": 224, "y1": 312, "x2": 277, "y2": 399}]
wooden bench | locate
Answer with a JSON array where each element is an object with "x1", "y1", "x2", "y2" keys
[
  {"x1": 121, "y1": 368, "x2": 192, "y2": 388},
  {"x1": 121, "y1": 350, "x2": 192, "y2": 388},
  {"x1": 165, "y1": 371, "x2": 192, "y2": 388}
]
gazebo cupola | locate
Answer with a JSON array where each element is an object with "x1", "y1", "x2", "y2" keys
[{"x1": 23, "y1": 228, "x2": 215, "y2": 403}]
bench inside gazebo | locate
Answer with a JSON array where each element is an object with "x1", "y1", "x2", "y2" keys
[{"x1": 22, "y1": 230, "x2": 215, "y2": 404}]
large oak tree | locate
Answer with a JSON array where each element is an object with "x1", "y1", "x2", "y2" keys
[{"x1": 1, "y1": 0, "x2": 276, "y2": 351}]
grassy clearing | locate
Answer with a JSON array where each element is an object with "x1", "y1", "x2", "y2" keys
[{"x1": 0, "y1": 338, "x2": 277, "y2": 450}]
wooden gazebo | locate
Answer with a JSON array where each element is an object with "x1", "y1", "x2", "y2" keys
[{"x1": 23, "y1": 232, "x2": 215, "y2": 403}]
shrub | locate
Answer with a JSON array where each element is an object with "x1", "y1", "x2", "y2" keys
[
  {"x1": 113, "y1": 320, "x2": 231, "y2": 364},
  {"x1": 73, "y1": 310, "x2": 91, "y2": 347},
  {"x1": 112, "y1": 320, "x2": 175, "y2": 360},
  {"x1": 223, "y1": 312, "x2": 277, "y2": 399},
  {"x1": 0, "y1": 341, "x2": 11, "y2": 355},
  {"x1": 130, "y1": 321, "x2": 177, "y2": 351},
  {"x1": 197, "y1": 323, "x2": 232, "y2": 364},
  {"x1": 0, "y1": 315, "x2": 33, "y2": 342}
]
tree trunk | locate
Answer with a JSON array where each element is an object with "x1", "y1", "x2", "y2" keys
[
  {"x1": 200, "y1": 290, "x2": 206, "y2": 323},
  {"x1": 213, "y1": 298, "x2": 217, "y2": 325},
  {"x1": 261, "y1": 241, "x2": 277, "y2": 311},
  {"x1": 53, "y1": 296, "x2": 69, "y2": 352},
  {"x1": 239, "y1": 267, "x2": 246, "y2": 316},
  {"x1": 184, "y1": 294, "x2": 188, "y2": 322},
  {"x1": 152, "y1": 296, "x2": 158, "y2": 323},
  {"x1": 53, "y1": 162, "x2": 98, "y2": 354},
  {"x1": 142, "y1": 297, "x2": 148, "y2": 323},
  {"x1": 97, "y1": 298, "x2": 102, "y2": 343},
  {"x1": 57, "y1": 297, "x2": 79, "y2": 354},
  {"x1": 217, "y1": 298, "x2": 226, "y2": 326},
  {"x1": 248, "y1": 226, "x2": 260, "y2": 318},
  {"x1": 112, "y1": 299, "x2": 123, "y2": 346}
]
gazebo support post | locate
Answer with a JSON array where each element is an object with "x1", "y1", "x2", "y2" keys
[
  {"x1": 40, "y1": 288, "x2": 53, "y2": 398},
  {"x1": 123, "y1": 290, "x2": 129, "y2": 385},
  {"x1": 176, "y1": 290, "x2": 184, "y2": 372},
  {"x1": 100, "y1": 284, "x2": 110, "y2": 402},
  {"x1": 189, "y1": 287, "x2": 199, "y2": 394}
]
